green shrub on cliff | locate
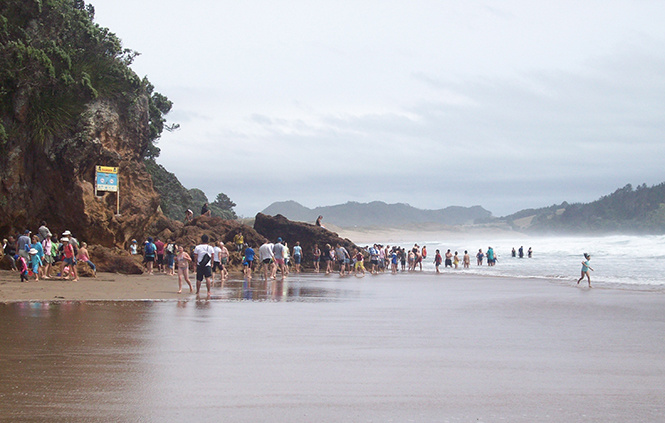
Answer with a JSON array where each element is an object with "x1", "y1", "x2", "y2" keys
[
  {"x1": 145, "y1": 159, "x2": 237, "y2": 221},
  {"x1": 0, "y1": 0, "x2": 171, "y2": 155}
]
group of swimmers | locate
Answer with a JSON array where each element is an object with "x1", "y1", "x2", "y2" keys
[{"x1": 1, "y1": 222, "x2": 96, "y2": 282}]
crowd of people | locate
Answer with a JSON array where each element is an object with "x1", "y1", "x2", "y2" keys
[
  {"x1": 2, "y1": 217, "x2": 542, "y2": 297},
  {"x1": 1, "y1": 221, "x2": 96, "y2": 282}
]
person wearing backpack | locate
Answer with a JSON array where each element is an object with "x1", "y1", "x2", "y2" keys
[
  {"x1": 164, "y1": 239, "x2": 177, "y2": 276},
  {"x1": 193, "y1": 234, "x2": 215, "y2": 297},
  {"x1": 144, "y1": 237, "x2": 157, "y2": 275}
]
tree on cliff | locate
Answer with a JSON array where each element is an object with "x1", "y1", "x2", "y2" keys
[
  {"x1": 0, "y1": 0, "x2": 172, "y2": 156},
  {"x1": 144, "y1": 159, "x2": 237, "y2": 221},
  {"x1": 0, "y1": 0, "x2": 177, "y2": 240},
  {"x1": 210, "y1": 193, "x2": 237, "y2": 220}
]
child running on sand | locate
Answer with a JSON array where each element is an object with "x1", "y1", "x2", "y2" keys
[
  {"x1": 16, "y1": 255, "x2": 28, "y2": 282},
  {"x1": 576, "y1": 253, "x2": 594, "y2": 287},
  {"x1": 176, "y1": 246, "x2": 193, "y2": 293}
]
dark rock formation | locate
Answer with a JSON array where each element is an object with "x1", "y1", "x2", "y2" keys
[
  {"x1": 0, "y1": 99, "x2": 163, "y2": 249},
  {"x1": 88, "y1": 245, "x2": 145, "y2": 275},
  {"x1": 253, "y1": 213, "x2": 359, "y2": 266}
]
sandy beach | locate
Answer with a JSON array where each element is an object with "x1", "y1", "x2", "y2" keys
[
  {"x1": 0, "y1": 269, "x2": 193, "y2": 302},
  {"x1": 1, "y1": 269, "x2": 664, "y2": 421}
]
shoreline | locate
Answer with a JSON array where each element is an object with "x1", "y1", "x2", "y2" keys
[{"x1": 1, "y1": 267, "x2": 662, "y2": 303}]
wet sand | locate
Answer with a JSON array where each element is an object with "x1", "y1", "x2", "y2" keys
[{"x1": 1, "y1": 271, "x2": 664, "y2": 421}]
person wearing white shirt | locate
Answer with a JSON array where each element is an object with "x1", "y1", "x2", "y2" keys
[
  {"x1": 193, "y1": 234, "x2": 215, "y2": 297},
  {"x1": 258, "y1": 241, "x2": 275, "y2": 282}
]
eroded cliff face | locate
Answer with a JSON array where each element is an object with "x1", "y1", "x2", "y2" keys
[{"x1": 0, "y1": 97, "x2": 163, "y2": 247}]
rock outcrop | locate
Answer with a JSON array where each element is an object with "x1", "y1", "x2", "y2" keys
[
  {"x1": 253, "y1": 213, "x2": 359, "y2": 266},
  {"x1": 0, "y1": 99, "x2": 163, "y2": 248}
]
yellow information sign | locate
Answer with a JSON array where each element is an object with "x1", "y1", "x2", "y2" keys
[{"x1": 96, "y1": 166, "x2": 118, "y2": 174}]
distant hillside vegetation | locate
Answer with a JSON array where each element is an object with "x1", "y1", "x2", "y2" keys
[
  {"x1": 145, "y1": 159, "x2": 237, "y2": 221},
  {"x1": 261, "y1": 201, "x2": 492, "y2": 228},
  {"x1": 503, "y1": 183, "x2": 665, "y2": 234}
]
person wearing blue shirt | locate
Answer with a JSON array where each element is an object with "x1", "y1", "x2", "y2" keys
[{"x1": 243, "y1": 245, "x2": 255, "y2": 279}]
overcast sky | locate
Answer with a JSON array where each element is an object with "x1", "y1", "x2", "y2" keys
[{"x1": 91, "y1": 0, "x2": 665, "y2": 217}]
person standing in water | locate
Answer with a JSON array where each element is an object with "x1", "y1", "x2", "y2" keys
[{"x1": 576, "y1": 253, "x2": 594, "y2": 287}]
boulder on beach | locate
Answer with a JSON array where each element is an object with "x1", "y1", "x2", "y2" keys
[{"x1": 253, "y1": 213, "x2": 359, "y2": 265}]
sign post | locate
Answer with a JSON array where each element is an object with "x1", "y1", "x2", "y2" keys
[{"x1": 95, "y1": 165, "x2": 120, "y2": 215}]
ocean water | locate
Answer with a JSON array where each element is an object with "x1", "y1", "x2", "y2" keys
[{"x1": 372, "y1": 234, "x2": 665, "y2": 289}]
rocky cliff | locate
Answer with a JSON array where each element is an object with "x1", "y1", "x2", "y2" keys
[{"x1": 0, "y1": 98, "x2": 163, "y2": 248}]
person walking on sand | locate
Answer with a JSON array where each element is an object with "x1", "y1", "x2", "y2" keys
[
  {"x1": 219, "y1": 242, "x2": 230, "y2": 280},
  {"x1": 243, "y1": 244, "x2": 255, "y2": 279},
  {"x1": 176, "y1": 246, "x2": 193, "y2": 293},
  {"x1": 193, "y1": 234, "x2": 215, "y2": 297},
  {"x1": 576, "y1": 253, "x2": 594, "y2": 287},
  {"x1": 61, "y1": 238, "x2": 78, "y2": 281},
  {"x1": 335, "y1": 243, "x2": 350, "y2": 276},
  {"x1": 144, "y1": 237, "x2": 156, "y2": 275},
  {"x1": 165, "y1": 239, "x2": 177, "y2": 276},
  {"x1": 212, "y1": 240, "x2": 223, "y2": 283},
  {"x1": 322, "y1": 243, "x2": 333, "y2": 274},
  {"x1": 293, "y1": 241, "x2": 302, "y2": 273},
  {"x1": 353, "y1": 248, "x2": 366, "y2": 275},
  {"x1": 154, "y1": 237, "x2": 165, "y2": 273},
  {"x1": 312, "y1": 244, "x2": 321, "y2": 273},
  {"x1": 273, "y1": 238, "x2": 287, "y2": 280},
  {"x1": 28, "y1": 248, "x2": 42, "y2": 281},
  {"x1": 258, "y1": 240, "x2": 275, "y2": 282}
]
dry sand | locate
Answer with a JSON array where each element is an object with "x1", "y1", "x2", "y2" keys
[{"x1": 0, "y1": 270, "x2": 190, "y2": 302}]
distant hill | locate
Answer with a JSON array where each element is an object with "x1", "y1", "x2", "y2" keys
[
  {"x1": 502, "y1": 183, "x2": 665, "y2": 234},
  {"x1": 261, "y1": 201, "x2": 492, "y2": 228}
]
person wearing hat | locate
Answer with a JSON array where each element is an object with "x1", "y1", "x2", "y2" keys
[
  {"x1": 62, "y1": 230, "x2": 79, "y2": 249},
  {"x1": 184, "y1": 209, "x2": 193, "y2": 224},
  {"x1": 60, "y1": 237, "x2": 78, "y2": 281},
  {"x1": 28, "y1": 247, "x2": 42, "y2": 281},
  {"x1": 30, "y1": 235, "x2": 45, "y2": 279},
  {"x1": 129, "y1": 239, "x2": 138, "y2": 255}
]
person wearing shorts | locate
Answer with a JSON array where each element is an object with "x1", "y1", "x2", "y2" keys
[
  {"x1": 273, "y1": 238, "x2": 286, "y2": 280},
  {"x1": 212, "y1": 241, "x2": 223, "y2": 282},
  {"x1": 61, "y1": 238, "x2": 78, "y2": 281},
  {"x1": 154, "y1": 238, "x2": 165, "y2": 273},
  {"x1": 193, "y1": 234, "x2": 215, "y2": 297},
  {"x1": 258, "y1": 241, "x2": 275, "y2": 281},
  {"x1": 243, "y1": 244, "x2": 255, "y2": 279}
]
